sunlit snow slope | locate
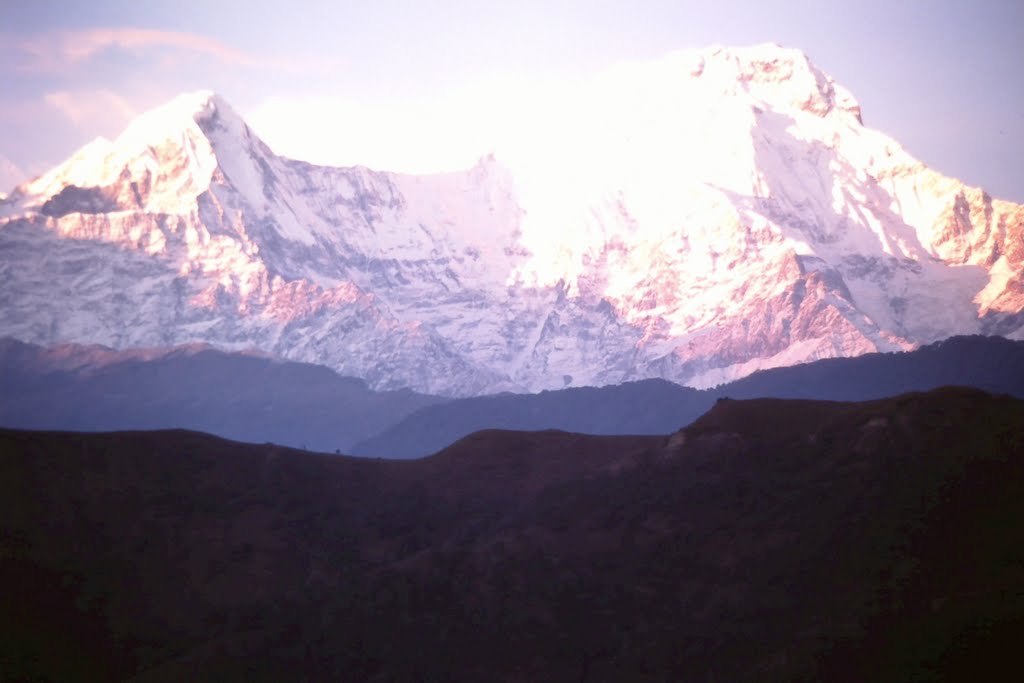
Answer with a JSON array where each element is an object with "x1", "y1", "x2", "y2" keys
[{"x1": 2, "y1": 45, "x2": 1022, "y2": 395}]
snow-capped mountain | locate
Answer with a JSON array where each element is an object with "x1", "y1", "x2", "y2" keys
[{"x1": 1, "y1": 44, "x2": 1022, "y2": 395}]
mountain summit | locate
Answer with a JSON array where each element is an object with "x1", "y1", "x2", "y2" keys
[{"x1": 1, "y1": 45, "x2": 1022, "y2": 395}]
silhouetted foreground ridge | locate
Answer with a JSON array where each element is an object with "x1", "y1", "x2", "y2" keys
[{"x1": 1, "y1": 387, "x2": 1022, "y2": 680}]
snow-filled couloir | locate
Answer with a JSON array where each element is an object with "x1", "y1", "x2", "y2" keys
[{"x1": 1, "y1": 44, "x2": 1022, "y2": 395}]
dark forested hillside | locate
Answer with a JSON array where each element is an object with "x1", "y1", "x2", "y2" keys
[{"x1": 2, "y1": 387, "x2": 1022, "y2": 681}]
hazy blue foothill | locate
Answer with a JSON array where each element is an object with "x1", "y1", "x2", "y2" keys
[
  {"x1": 3, "y1": 334, "x2": 1022, "y2": 458},
  {"x1": 0, "y1": 338, "x2": 443, "y2": 453},
  {"x1": 353, "y1": 335, "x2": 1024, "y2": 457}
]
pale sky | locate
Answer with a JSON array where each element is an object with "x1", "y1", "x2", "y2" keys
[{"x1": 0, "y1": 0, "x2": 1021, "y2": 201}]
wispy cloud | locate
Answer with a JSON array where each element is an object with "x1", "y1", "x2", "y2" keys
[
  {"x1": 0, "y1": 153, "x2": 26, "y2": 192},
  {"x1": 43, "y1": 89, "x2": 137, "y2": 128},
  {"x1": 5, "y1": 27, "x2": 338, "y2": 74}
]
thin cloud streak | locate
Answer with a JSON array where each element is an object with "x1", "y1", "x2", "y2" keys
[
  {"x1": 4, "y1": 27, "x2": 339, "y2": 74},
  {"x1": 43, "y1": 89, "x2": 137, "y2": 128}
]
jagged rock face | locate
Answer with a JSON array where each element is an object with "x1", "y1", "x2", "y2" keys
[{"x1": 1, "y1": 45, "x2": 1022, "y2": 396}]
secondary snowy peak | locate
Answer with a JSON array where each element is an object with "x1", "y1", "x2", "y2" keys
[
  {"x1": 4, "y1": 90, "x2": 266, "y2": 219},
  {"x1": 111, "y1": 89, "x2": 226, "y2": 151},
  {"x1": 1, "y1": 44, "x2": 1022, "y2": 396},
  {"x1": 700, "y1": 44, "x2": 862, "y2": 121}
]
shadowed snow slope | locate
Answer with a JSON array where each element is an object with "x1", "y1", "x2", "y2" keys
[{"x1": 1, "y1": 45, "x2": 1022, "y2": 395}]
